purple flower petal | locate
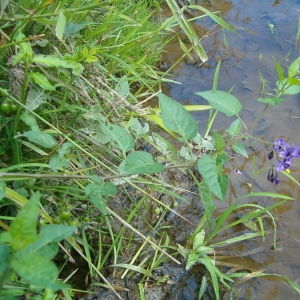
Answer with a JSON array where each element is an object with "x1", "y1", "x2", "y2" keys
[
  {"x1": 276, "y1": 160, "x2": 290, "y2": 171},
  {"x1": 268, "y1": 150, "x2": 274, "y2": 160},
  {"x1": 273, "y1": 138, "x2": 290, "y2": 158}
]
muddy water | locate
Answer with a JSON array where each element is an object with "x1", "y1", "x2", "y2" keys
[{"x1": 161, "y1": 1, "x2": 300, "y2": 299}]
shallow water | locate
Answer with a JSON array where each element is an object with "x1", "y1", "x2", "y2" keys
[{"x1": 161, "y1": 0, "x2": 300, "y2": 299}]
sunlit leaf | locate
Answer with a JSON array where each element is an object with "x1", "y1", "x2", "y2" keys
[
  {"x1": 227, "y1": 119, "x2": 241, "y2": 136},
  {"x1": 232, "y1": 142, "x2": 248, "y2": 158},
  {"x1": 29, "y1": 72, "x2": 55, "y2": 91},
  {"x1": 55, "y1": 12, "x2": 66, "y2": 40},
  {"x1": 193, "y1": 230, "x2": 205, "y2": 252},
  {"x1": 120, "y1": 151, "x2": 164, "y2": 175},
  {"x1": 195, "y1": 90, "x2": 242, "y2": 116},
  {"x1": 159, "y1": 93, "x2": 198, "y2": 140},
  {"x1": 32, "y1": 55, "x2": 75, "y2": 69}
]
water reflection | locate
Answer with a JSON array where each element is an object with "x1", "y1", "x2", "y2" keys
[{"x1": 162, "y1": 0, "x2": 300, "y2": 299}]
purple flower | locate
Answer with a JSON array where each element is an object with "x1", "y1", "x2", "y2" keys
[
  {"x1": 273, "y1": 138, "x2": 290, "y2": 158},
  {"x1": 268, "y1": 150, "x2": 274, "y2": 160},
  {"x1": 267, "y1": 166, "x2": 280, "y2": 185}
]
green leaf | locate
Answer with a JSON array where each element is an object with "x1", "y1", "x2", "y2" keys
[
  {"x1": 29, "y1": 72, "x2": 56, "y2": 91},
  {"x1": 82, "y1": 47, "x2": 98, "y2": 63},
  {"x1": 199, "y1": 180, "x2": 215, "y2": 220},
  {"x1": 216, "y1": 153, "x2": 228, "y2": 166},
  {"x1": 186, "y1": 251, "x2": 199, "y2": 270},
  {"x1": 16, "y1": 225, "x2": 74, "y2": 259},
  {"x1": 198, "y1": 155, "x2": 223, "y2": 200},
  {"x1": 25, "y1": 88, "x2": 48, "y2": 111},
  {"x1": 9, "y1": 193, "x2": 40, "y2": 250},
  {"x1": 277, "y1": 79, "x2": 300, "y2": 95},
  {"x1": 64, "y1": 22, "x2": 86, "y2": 38},
  {"x1": 193, "y1": 230, "x2": 205, "y2": 252},
  {"x1": 213, "y1": 131, "x2": 224, "y2": 152},
  {"x1": 232, "y1": 142, "x2": 248, "y2": 158},
  {"x1": 49, "y1": 155, "x2": 69, "y2": 172},
  {"x1": 218, "y1": 174, "x2": 228, "y2": 200},
  {"x1": 55, "y1": 12, "x2": 66, "y2": 40},
  {"x1": 288, "y1": 56, "x2": 300, "y2": 77},
  {"x1": 0, "y1": 244, "x2": 10, "y2": 275},
  {"x1": 0, "y1": 182, "x2": 6, "y2": 200},
  {"x1": 199, "y1": 255, "x2": 220, "y2": 300},
  {"x1": 32, "y1": 54, "x2": 75, "y2": 69},
  {"x1": 226, "y1": 119, "x2": 241, "y2": 136},
  {"x1": 195, "y1": 90, "x2": 242, "y2": 116},
  {"x1": 11, "y1": 253, "x2": 68, "y2": 291},
  {"x1": 130, "y1": 118, "x2": 149, "y2": 135},
  {"x1": 257, "y1": 97, "x2": 285, "y2": 107},
  {"x1": 20, "y1": 113, "x2": 40, "y2": 131},
  {"x1": 119, "y1": 151, "x2": 164, "y2": 175},
  {"x1": 177, "y1": 243, "x2": 190, "y2": 260},
  {"x1": 100, "y1": 123, "x2": 135, "y2": 153},
  {"x1": 273, "y1": 57, "x2": 285, "y2": 82},
  {"x1": 22, "y1": 131, "x2": 58, "y2": 149},
  {"x1": 159, "y1": 93, "x2": 198, "y2": 140},
  {"x1": 115, "y1": 75, "x2": 130, "y2": 98}
]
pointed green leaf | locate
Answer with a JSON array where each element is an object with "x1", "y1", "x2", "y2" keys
[
  {"x1": 11, "y1": 253, "x2": 68, "y2": 291},
  {"x1": 32, "y1": 55, "x2": 75, "y2": 69},
  {"x1": 199, "y1": 180, "x2": 215, "y2": 220},
  {"x1": 226, "y1": 119, "x2": 241, "y2": 136},
  {"x1": 198, "y1": 155, "x2": 223, "y2": 200},
  {"x1": 29, "y1": 72, "x2": 55, "y2": 91},
  {"x1": 195, "y1": 90, "x2": 242, "y2": 116},
  {"x1": 55, "y1": 13, "x2": 66, "y2": 40},
  {"x1": 232, "y1": 142, "x2": 248, "y2": 158},
  {"x1": 9, "y1": 193, "x2": 40, "y2": 250},
  {"x1": 119, "y1": 151, "x2": 164, "y2": 175},
  {"x1": 273, "y1": 57, "x2": 285, "y2": 82},
  {"x1": 218, "y1": 174, "x2": 228, "y2": 200},
  {"x1": 288, "y1": 56, "x2": 300, "y2": 78},
  {"x1": 159, "y1": 93, "x2": 198, "y2": 140},
  {"x1": 257, "y1": 97, "x2": 285, "y2": 107},
  {"x1": 22, "y1": 131, "x2": 58, "y2": 149}
]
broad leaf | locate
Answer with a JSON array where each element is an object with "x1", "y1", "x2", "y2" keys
[
  {"x1": 159, "y1": 93, "x2": 198, "y2": 140},
  {"x1": 226, "y1": 119, "x2": 241, "y2": 136},
  {"x1": 257, "y1": 97, "x2": 285, "y2": 107},
  {"x1": 64, "y1": 22, "x2": 86, "y2": 38},
  {"x1": 288, "y1": 56, "x2": 300, "y2": 77},
  {"x1": 100, "y1": 122, "x2": 135, "y2": 153},
  {"x1": 29, "y1": 72, "x2": 55, "y2": 91},
  {"x1": 130, "y1": 118, "x2": 149, "y2": 135},
  {"x1": 11, "y1": 253, "x2": 68, "y2": 291},
  {"x1": 198, "y1": 155, "x2": 223, "y2": 200},
  {"x1": 22, "y1": 131, "x2": 58, "y2": 149},
  {"x1": 32, "y1": 54, "x2": 75, "y2": 69},
  {"x1": 49, "y1": 155, "x2": 69, "y2": 172},
  {"x1": 119, "y1": 151, "x2": 164, "y2": 175},
  {"x1": 115, "y1": 75, "x2": 130, "y2": 98},
  {"x1": 232, "y1": 142, "x2": 248, "y2": 158},
  {"x1": 9, "y1": 193, "x2": 40, "y2": 250},
  {"x1": 25, "y1": 88, "x2": 48, "y2": 111},
  {"x1": 195, "y1": 90, "x2": 242, "y2": 116}
]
